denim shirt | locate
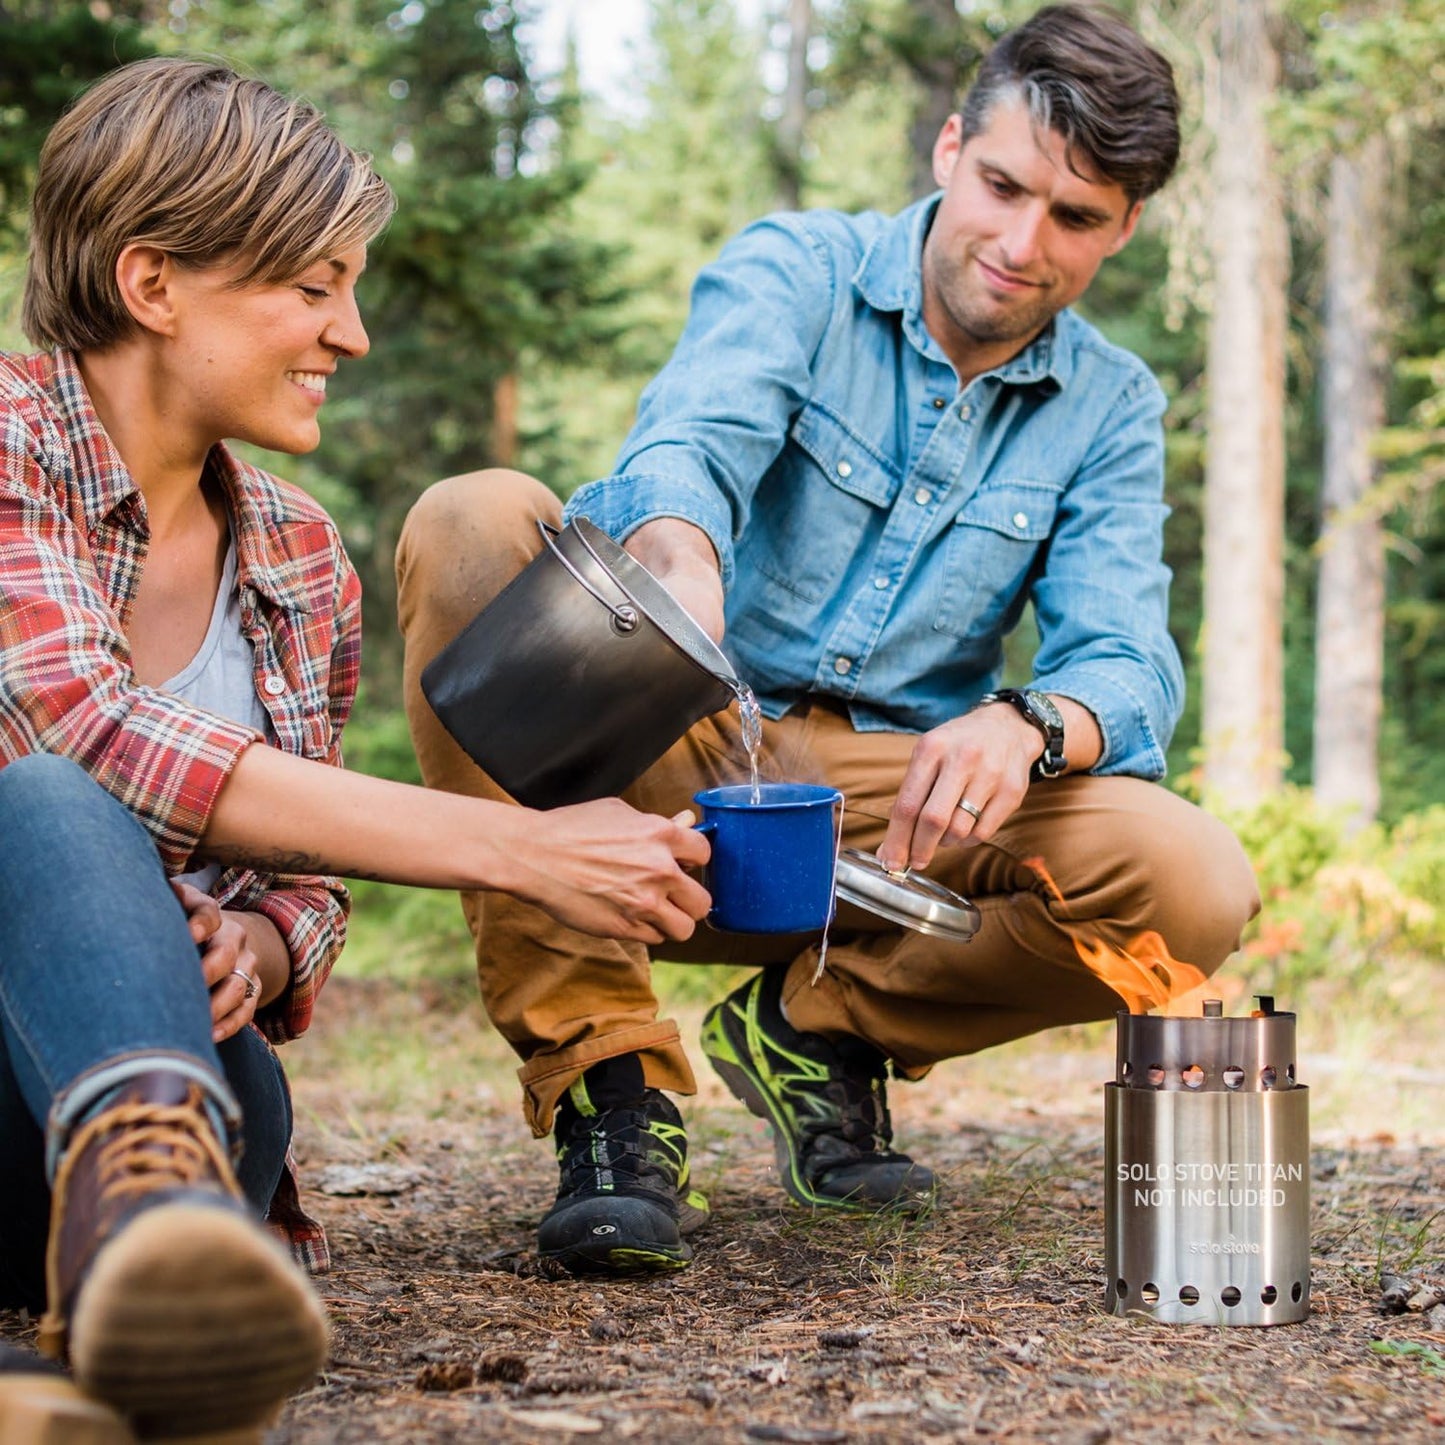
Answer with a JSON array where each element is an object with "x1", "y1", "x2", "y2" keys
[{"x1": 566, "y1": 195, "x2": 1184, "y2": 778}]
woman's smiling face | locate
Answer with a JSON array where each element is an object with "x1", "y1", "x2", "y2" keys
[{"x1": 164, "y1": 247, "x2": 371, "y2": 456}]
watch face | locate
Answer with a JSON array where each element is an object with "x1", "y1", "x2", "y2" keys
[{"x1": 1023, "y1": 690, "x2": 1064, "y2": 731}]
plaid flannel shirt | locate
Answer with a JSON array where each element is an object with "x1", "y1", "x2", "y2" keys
[{"x1": 0, "y1": 348, "x2": 362, "y2": 1271}]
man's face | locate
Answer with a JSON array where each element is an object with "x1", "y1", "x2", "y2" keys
[{"x1": 921, "y1": 94, "x2": 1143, "y2": 379}]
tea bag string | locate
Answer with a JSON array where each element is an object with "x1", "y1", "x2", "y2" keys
[{"x1": 811, "y1": 790, "x2": 846, "y2": 985}]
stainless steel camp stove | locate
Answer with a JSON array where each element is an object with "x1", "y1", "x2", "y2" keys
[{"x1": 1104, "y1": 997, "x2": 1310, "y2": 1325}]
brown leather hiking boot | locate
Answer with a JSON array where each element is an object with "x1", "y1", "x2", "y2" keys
[{"x1": 37, "y1": 1071, "x2": 327, "y2": 1440}]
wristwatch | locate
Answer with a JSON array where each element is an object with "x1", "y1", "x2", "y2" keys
[{"x1": 977, "y1": 688, "x2": 1067, "y2": 780}]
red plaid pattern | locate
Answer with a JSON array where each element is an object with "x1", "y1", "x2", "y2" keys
[{"x1": 2, "y1": 349, "x2": 363, "y2": 1270}]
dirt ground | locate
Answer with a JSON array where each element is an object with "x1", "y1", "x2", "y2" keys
[{"x1": 5, "y1": 974, "x2": 1444, "y2": 1443}]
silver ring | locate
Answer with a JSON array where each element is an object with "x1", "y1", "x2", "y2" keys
[
  {"x1": 956, "y1": 798, "x2": 983, "y2": 821},
  {"x1": 230, "y1": 969, "x2": 259, "y2": 1001}
]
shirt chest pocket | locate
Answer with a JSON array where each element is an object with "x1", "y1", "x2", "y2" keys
[
  {"x1": 932, "y1": 480, "x2": 1061, "y2": 642},
  {"x1": 745, "y1": 403, "x2": 901, "y2": 605}
]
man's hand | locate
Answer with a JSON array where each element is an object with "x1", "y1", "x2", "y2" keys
[
  {"x1": 516, "y1": 799, "x2": 713, "y2": 944},
  {"x1": 172, "y1": 881, "x2": 264, "y2": 1043},
  {"x1": 878, "y1": 694, "x2": 1103, "y2": 872},
  {"x1": 878, "y1": 707, "x2": 1044, "y2": 873},
  {"x1": 623, "y1": 518, "x2": 725, "y2": 644}
]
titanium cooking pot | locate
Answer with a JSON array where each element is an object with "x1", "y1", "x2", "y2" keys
[{"x1": 422, "y1": 516, "x2": 741, "y2": 809}]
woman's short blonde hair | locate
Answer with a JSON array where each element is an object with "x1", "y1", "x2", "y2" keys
[{"x1": 23, "y1": 56, "x2": 396, "y2": 351}]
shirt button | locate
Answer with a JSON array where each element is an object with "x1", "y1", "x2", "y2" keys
[
  {"x1": 931, "y1": 396, "x2": 946, "y2": 410},
  {"x1": 263, "y1": 675, "x2": 287, "y2": 696},
  {"x1": 833, "y1": 656, "x2": 853, "y2": 676},
  {"x1": 1013, "y1": 512, "x2": 1029, "y2": 530},
  {"x1": 873, "y1": 576, "x2": 890, "y2": 590},
  {"x1": 836, "y1": 460, "x2": 853, "y2": 478},
  {"x1": 960, "y1": 404, "x2": 973, "y2": 420},
  {"x1": 914, "y1": 487, "x2": 933, "y2": 505}
]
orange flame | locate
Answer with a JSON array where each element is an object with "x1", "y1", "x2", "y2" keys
[{"x1": 1023, "y1": 856, "x2": 1208, "y2": 1015}]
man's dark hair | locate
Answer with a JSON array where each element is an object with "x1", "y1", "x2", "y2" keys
[{"x1": 958, "y1": 4, "x2": 1181, "y2": 203}]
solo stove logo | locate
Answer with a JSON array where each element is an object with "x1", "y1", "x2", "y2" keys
[{"x1": 1188, "y1": 1235, "x2": 1261, "y2": 1256}]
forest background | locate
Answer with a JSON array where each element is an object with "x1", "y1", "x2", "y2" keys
[{"x1": 1, "y1": 0, "x2": 1443, "y2": 1077}]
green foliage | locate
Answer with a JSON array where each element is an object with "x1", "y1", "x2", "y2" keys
[
  {"x1": 0, "y1": 1, "x2": 154, "y2": 240},
  {"x1": 518, "y1": 0, "x2": 777, "y2": 494},
  {"x1": 341, "y1": 880, "x2": 474, "y2": 979},
  {"x1": 1215, "y1": 785, "x2": 1345, "y2": 899},
  {"x1": 1369, "y1": 1339, "x2": 1445, "y2": 1378},
  {"x1": 1213, "y1": 790, "x2": 1445, "y2": 1032},
  {"x1": 340, "y1": 689, "x2": 423, "y2": 785},
  {"x1": 1276, "y1": 0, "x2": 1445, "y2": 157}
]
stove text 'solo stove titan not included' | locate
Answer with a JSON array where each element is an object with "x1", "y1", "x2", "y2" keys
[{"x1": 1104, "y1": 997, "x2": 1310, "y2": 1326}]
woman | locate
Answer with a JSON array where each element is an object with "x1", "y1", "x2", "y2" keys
[{"x1": 0, "y1": 56, "x2": 710, "y2": 1441}]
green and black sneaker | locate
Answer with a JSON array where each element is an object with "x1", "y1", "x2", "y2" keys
[
  {"x1": 701, "y1": 968, "x2": 936, "y2": 1213},
  {"x1": 537, "y1": 1053, "x2": 709, "y2": 1276}
]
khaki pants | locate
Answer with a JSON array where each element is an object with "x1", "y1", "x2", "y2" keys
[{"x1": 397, "y1": 470, "x2": 1262, "y2": 1136}]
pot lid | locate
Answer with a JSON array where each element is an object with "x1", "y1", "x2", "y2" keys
[{"x1": 834, "y1": 848, "x2": 982, "y2": 941}]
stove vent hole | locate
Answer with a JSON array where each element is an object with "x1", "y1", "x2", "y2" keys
[
  {"x1": 1222, "y1": 1065, "x2": 1245, "y2": 1090},
  {"x1": 1141, "y1": 1283, "x2": 1160, "y2": 1305},
  {"x1": 1146, "y1": 1064, "x2": 1165, "y2": 1089},
  {"x1": 1121, "y1": 1061, "x2": 1134, "y2": 1084},
  {"x1": 1178, "y1": 1285, "x2": 1200, "y2": 1304},
  {"x1": 1291, "y1": 1281, "x2": 1303, "y2": 1303},
  {"x1": 1115, "y1": 1278, "x2": 1129, "y2": 1298},
  {"x1": 1260, "y1": 1066, "x2": 1278, "y2": 1089},
  {"x1": 1220, "y1": 1286, "x2": 1242, "y2": 1307},
  {"x1": 1261, "y1": 1285, "x2": 1278, "y2": 1305},
  {"x1": 1181, "y1": 1065, "x2": 1205, "y2": 1090}
]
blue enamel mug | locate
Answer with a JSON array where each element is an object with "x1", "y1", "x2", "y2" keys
[{"x1": 693, "y1": 783, "x2": 844, "y2": 933}]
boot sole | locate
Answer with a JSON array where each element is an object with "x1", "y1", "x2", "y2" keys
[
  {"x1": 540, "y1": 1240, "x2": 693, "y2": 1277},
  {"x1": 69, "y1": 1204, "x2": 327, "y2": 1440}
]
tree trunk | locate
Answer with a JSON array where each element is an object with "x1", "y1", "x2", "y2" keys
[
  {"x1": 908, "y1": 0, "x2": 964, "y2": 199},
  {"x1": 1200, "y1": 0, "x2": 1289, "y2": 805},
  {"x1": 776, "y1": 0, "x2": 811, "y2": 210},
  {"x1": 1313, "y1": 135, "x2": 1388, "y2": 826}
]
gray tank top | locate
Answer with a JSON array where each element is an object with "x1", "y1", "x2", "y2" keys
[{"x1": 165, "y1": 539, "x2": 275, "y2": 893}]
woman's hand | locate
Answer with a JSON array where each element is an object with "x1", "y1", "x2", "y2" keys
[
  {"x1": 171, "y1": 881, "x2": 263, "y2": 1042},
  {"x1": 512, "y1": 800, "x2": 713, "y2": 944}
]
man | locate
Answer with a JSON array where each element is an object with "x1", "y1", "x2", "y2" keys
[{"x1": 396, "y1": 3, "x2": 1260, "y2": 1277}]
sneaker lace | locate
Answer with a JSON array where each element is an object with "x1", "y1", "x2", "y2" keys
[
  {"x1": 802, "y1": 1067, "x2": 897, "y2": 1160},
  {"x1": 557, "y1": 1099, "x2": 682, "y2": 1196}
]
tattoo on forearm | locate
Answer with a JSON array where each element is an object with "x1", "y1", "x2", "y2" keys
[{"x1": 201, "y1": 844, "x2": 388, "y2": 883}]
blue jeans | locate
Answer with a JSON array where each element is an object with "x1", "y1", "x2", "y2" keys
[{"x1": 0, "y1": 755, "x2": 291, "y2": 1311}]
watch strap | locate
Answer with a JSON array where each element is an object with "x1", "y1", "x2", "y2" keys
[{"x1": 977, "y1": 688, "x2": 1067, "y2": 780}]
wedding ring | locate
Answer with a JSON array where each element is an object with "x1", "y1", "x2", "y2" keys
[
  {"x1": 956, "y1": 798, "x2": 983, "y2": 821},
  {"x1": 230, "y1": 969, "x2": 259, "y2": 1001}
]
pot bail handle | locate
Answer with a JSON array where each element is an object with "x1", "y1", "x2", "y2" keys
[{"x1": 537, "y1": 519, "x2": 639, "y2": 633}]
